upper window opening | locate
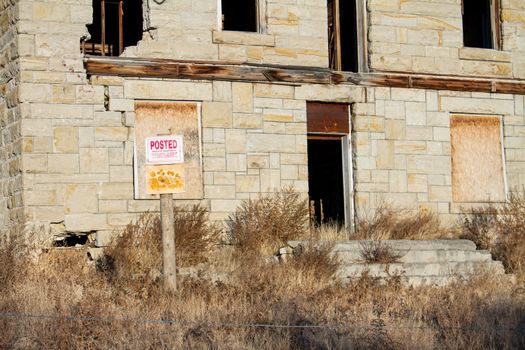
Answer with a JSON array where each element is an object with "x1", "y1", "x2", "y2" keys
[
  {"x1": 82, "y1": 0, "x2": 143, "y2": 56},
  {"x1": 222, "y1": 0, "x2": 257, "y2": 32},
  {"x1": 462, "y1": 0, "x2": 500, "y2": 49},
  {"x1": 328, "y1": 0, "x2": 361, "y2": 72}
]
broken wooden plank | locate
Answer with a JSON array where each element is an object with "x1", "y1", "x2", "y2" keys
[
  {"x1": 84, "y1": 57, "x2": 525, "y2": 95},
  {"x1": 411, "y1": 76, "x2": 492, "y2": 92}
]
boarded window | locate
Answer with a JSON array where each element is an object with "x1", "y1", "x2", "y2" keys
[
  {"x1": 82, "y1": 0, "x2": 143, "y2": 56},
  {"x1": 451, "y1": 115, "x2": 505, "y2": 202},
  {"x1": 307, "y1": 102, "x2": 349, "y2": 134},
  {"x1": 134, "y1": 102, "x2": 203, "y2": 200},
  {"x1": 462, "y1": 0, "x2": 500, "y2": 49}
]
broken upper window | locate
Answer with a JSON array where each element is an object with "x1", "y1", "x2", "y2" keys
[
  {"x1": 462, "y1": 0, "x2": 500, "y2": 49},
  {"x1": 82, "y1": 0, "x2": 143, "y2": 56},
  {"x1": 220, "y1": 0, "x2": 266, "y2": 33},
  {"x1": 328, "y1": 0, "x2": 362, "y2": 72}
]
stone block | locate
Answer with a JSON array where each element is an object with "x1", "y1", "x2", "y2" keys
[
  {"x1": 95, "y1": 127, "x2": 129, "y2": 142},
  {"x1": 247, "y1": 134, "x2": 295, "y2": 152},
  {"x1": 124, "y1": 80, "x2": 212, "y2": 100},
  {"x1": 213, "y1": 81, "x2": 232, "y2": 102},
  {"x1": 53, "y1": 127, "x2": 78, "y2": 153},
  {"x1": 385, "y1": 120, "x2": 406, "y2": 139},
  {"x1": 205, "y1": 185, "x2": 236, "y2": 199},
  {"x1": 99, "y1": 200, "x2": 127, "y2": 213},
  {"x1": 225, "y1": 130, "x2": 246, "y2": 153},
  {"x1": 211, "y1": 199, "x2": 242, "y2": 213},
  {"x1": 260, "y1": 169, "x2": 281, "y2": 192},
  {"x1": 233, "y1": 113, "x2": 262, "y2": 129},
  {"x1": 376, "y1": 140, "x2": 394, "y2": 169},
  {"x1": 110, "y1": 165, "x2": 133, "y2": 182},
  {"x1": 232, "y1": 83, "x2": 253, "y2": 113},
  {"x1": 65, "y1": 184, "x2": 98, "y2": 214},
  {"x1": 99, "y1": 183, "x2": 134, "y2": 200},
  {"x1": 65, "y1": 214, "x2": 108, "y2": 232},
  {"x1": 406, "y1": 102, "x2": 427, "y2": 126},
  {"x1": 213, "y1": 172, "x2": 236, "y2": 185},
  {"x1": 226, "y1": 154, "x2": 247, "y2": 172},
  {"x1": 48, "y1": 154, "x2": 79, "y2": 173},
  {"x1": 80, "y1": 148, "x2": 108, "y2": 173},
  {"x1": 32, "y1": 2, "x2": 70, "y2": 21},
  {"x1": 254, "y1": 84, "x2": 294, "y2": 99},
  {"x1": 236, "y1": 175, "x2": 260, "y2": 193},
  {"x1": 23, "y1": 154, "x2": 47, "y2": 173},
  {"x1": 389, "y1": 170, "x2": 408, "y2": 192},
  {"x1": 202, "y1": 102, "x2": 233, "y2": 127}
]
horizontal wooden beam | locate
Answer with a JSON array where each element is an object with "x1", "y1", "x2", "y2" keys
[{"x1": 85, "y1": 56, "x2": 525, "y2": 95}]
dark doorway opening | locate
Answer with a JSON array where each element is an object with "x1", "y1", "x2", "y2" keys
[
  {"x1": 308, "y1": 137, "x2": 345, "y2": 226},
  {"x1": 83, "y1": 0, "x2": 143, "y2": 56},
  {"x1": 328, "y1": 0, "x2": 358, "y2": 72},
  {"x1": 222, "y1": 0, "x2": 257, "y2": 32}
]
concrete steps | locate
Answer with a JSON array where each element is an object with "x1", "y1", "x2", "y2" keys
[{"x1": 287, "y1": 240, "x2": 507, "y2": 287}]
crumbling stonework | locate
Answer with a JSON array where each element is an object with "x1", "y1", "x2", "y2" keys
[
  {"x1": 1, "y1": 0, "x2": 525, "y2": 244},
  {"x1": 0, "y1": 0, "x2": 23, "y2": 231}
]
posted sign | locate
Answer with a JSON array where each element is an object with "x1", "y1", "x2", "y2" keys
[{"x1": 145, "y1": 135, "x2": 184, "y2": 165}]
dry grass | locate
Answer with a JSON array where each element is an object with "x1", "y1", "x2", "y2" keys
[
  {"x1": 1, "y1": 192, "x2": 524, "y2": 349},
  {"x1": 461, "y1": 192, "x2": 525, "y2": 282},
  {"x1": 227, "y1": 187, "x2": 309, "y2": 256},
  {"x1": 354, "y1": 203, "x2": 452, "y2": 240},
  {"x1": 359, "y1": 240, "x2": 403, "y2": 264}
]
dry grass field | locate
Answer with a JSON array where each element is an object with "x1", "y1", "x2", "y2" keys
[{"x1": 1, "y1": 190, "x2": 524, "y2": 349}]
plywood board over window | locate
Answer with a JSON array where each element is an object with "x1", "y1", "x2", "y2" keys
[
  {"x1": 451, "y1": 115, "x2": 506, "y2": 203},
  {"x1": 134, "y1": 101, "x2": 203, "y2": 200}
]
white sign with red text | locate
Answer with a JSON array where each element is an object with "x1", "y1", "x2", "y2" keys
[{"x1": 145, "y1": 135, "x2": 184, "y2": 165}]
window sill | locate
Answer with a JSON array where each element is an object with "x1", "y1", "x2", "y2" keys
[
  {"x1": 212, "y1": 30, "x2": 275, "y2": 47},
  {"x1": 459, "y1": 47, "x2": 511, "y2": 63}
]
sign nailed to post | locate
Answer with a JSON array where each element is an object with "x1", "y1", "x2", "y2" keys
[
  {"x1": 145, "y1": 135, "x2": 186, "y2": 195},
  {"x1": 145, "y1": 135, "x2": 184, "y2": 165}
]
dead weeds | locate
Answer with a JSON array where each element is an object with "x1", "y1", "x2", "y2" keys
[{"x1": 0, "y1": 191, "x2": 524, "y2": 349}]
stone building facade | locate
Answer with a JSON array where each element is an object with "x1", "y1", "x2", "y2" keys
[{"x1": 1, "y1": 0, "x2": 525, "y2": 244}]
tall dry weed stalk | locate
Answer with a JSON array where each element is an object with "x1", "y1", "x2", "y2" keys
[
  {"x1": 228, "y1": 187, "x2": 309, "y2": 255},
  {"x1": 461, "y1": 192, "x2": 525, "y2": 281},
  {"x1": 355, "y1": 203, "x2": 450, "y2": 240}
]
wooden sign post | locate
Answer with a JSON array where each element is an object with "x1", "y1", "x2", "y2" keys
[{"x1": 145, "y1": 135, "x2": 185, "y2": 291}]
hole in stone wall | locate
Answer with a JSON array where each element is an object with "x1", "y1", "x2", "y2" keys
[
  {"x1": 221, "y1": 0, "x2": 257, "y2": 32},
  {"x1": 328, "y1": 0, "x2": 359, "y2": 72},
  {"x1": 53, "y1": 234, "x2": 89, "y2": 248},
  {"x1": 462, "y1": 0, "x2": 495, "y2": 49},
  {"x1": 82, "y1": 0, "x2": 143, "y2": 56}
]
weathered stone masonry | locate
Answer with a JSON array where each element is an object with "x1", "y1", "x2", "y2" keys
[{"x1": 2, "y1": 0, "x2": 525, "y2": 244}]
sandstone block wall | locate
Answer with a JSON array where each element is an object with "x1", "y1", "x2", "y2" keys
[
  {"x1": 127, "y1": 0, "x2": 328, "y2": 67},
  {"x1": 1, "y1": 0, "x2": 525, "y2": 242},
  {"x1": 352, "y1": 87, "x2": 525, "y2": 222},
  {"x1": 368, "y1": 0, "x2": 525, "y2": 78},
  {"x1": 0, "y1": 0, "x2": 23, "y2": 232}
]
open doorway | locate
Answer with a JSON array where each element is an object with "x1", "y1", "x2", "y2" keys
[
  {"x1": 308, "y1": 136, "x2": 346, "y2": 225},
  {"x1": 306, "y1": 102, "x2": 352, "y2": 228}
]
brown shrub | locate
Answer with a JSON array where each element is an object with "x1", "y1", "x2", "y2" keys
[
  {"x1": 227, "y1": 188, "x2": 309, "y2": 256},
  {"x1": 354, "y1": 203, "x2": 450, "y2": 240},
  {"x1": 101, "y1": 205, "x2": 221, "y2": 293},
  {"x1": 461, "y1": 192, "x2": 525, "y2": 281},
  {"x1": 359, "y1": 240, "x2": 403, "y2": 264}
]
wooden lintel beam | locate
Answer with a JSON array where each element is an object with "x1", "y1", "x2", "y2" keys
[{"x1": 84, "y1": 57, "x2": 525, "y2": 95}]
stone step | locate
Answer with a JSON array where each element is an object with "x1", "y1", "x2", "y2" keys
[
  {"x1": 328, "y1": 239, "x2": 478, "y2": 252},
  {"x1": 343, "y1": 271, "x2": 515, "y2": 288},
  {"x1": 336, "y1": 260, "x2": 505, "y2": 279},
  {"x1": 334, "y1": 248, "x2": 493, "y2": 264}
]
